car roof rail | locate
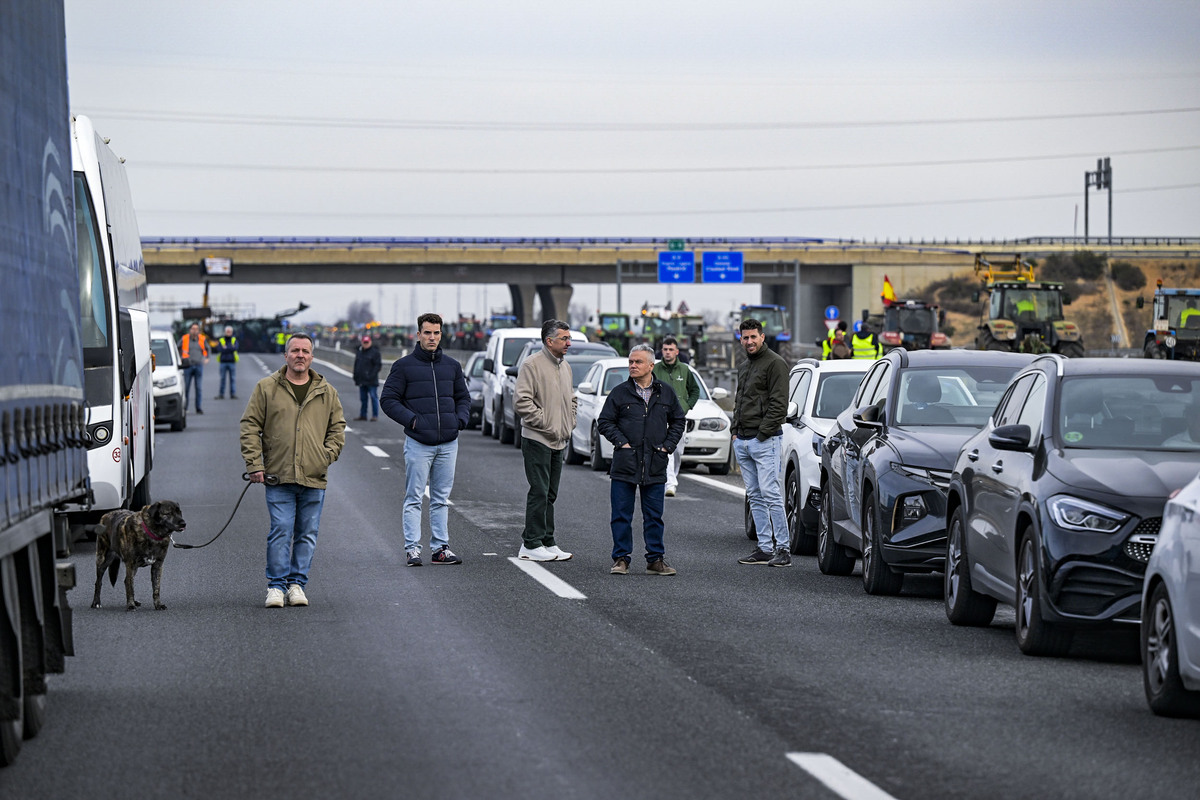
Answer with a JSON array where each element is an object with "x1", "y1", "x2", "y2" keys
[{"x1": 1031, "y1": 352, "x2": 1067, "y2": 377}]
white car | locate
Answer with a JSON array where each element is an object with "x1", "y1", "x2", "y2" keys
[
  {"x1": 480, "y1": 327, "x2": 588, "y2": 439},
  {"x1": 745, "y1": 358, "x2": 871, "y2": 553},
  {"x1": 1142, "y1": 470, "x2": 1200, "y2": 718},
  {"x1": 150, "y1": 330, "x2": 186, "y2": 431},
  {"x1": 567, "y1": 357, "x2": 731, "y2": 474}
]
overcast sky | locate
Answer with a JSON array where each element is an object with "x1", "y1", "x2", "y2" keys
[{"x1": 63, "y1": 0, "x2": 1200, "y2": 327}]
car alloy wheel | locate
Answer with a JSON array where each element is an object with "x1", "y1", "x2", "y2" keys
[
  {"x1": 861, "y1": 491, "x2": 903, "y2": 595},
  {"x1": 590, "y1": 427, "x2": 607, "y2": 472},
  {"x1": 1015, "y1": 530, "x2": 1072, "y2": 657},
  {"x1": 1142, "y1": 583, "x2": 1200, "y2": 717},
  {"x1": 944, "y1": 507, "x2": 997, "y2": 626},
  {"x1": 816, "y1": 484, "x2": 854, "y2": 576}
]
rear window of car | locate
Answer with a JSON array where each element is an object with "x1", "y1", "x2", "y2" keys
[
  {"x1": 812, "y1": 373, "x2": 866, "y2": 419},
  {"x1": 151, "y1": 338, "x2": 174, "y2": 365},
  {"x1": 501, "y1": 338, "x2": 538, "y2": 366}
]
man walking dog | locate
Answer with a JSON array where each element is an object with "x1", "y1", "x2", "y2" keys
[{"x1": 241, "y1": 332, "x2": 346, "y2": 608}]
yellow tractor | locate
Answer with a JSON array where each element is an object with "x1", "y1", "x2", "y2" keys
[{"x1": 973, "y1": 255, "x2": 1084, "y2": 357}]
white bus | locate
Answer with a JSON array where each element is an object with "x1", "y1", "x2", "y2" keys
[{"x1": 67, "y1": 115, "x2": 154, "y2": 516}]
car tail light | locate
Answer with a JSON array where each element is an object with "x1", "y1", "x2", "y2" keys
[{"x1": 931, "y1": 332, "x2": 949, "y2": 345}]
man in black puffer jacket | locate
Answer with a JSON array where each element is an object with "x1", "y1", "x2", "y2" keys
[
  {"x1": 381, "y1": 313, "x2": 471, "y2": 567},
  {"x1": 598, "y1": 344, "x2": 687, "y2": 576}
]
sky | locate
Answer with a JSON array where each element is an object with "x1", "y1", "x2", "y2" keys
[{"x1": 62, "y1": 0, "x2": 1200, "y2": 327}]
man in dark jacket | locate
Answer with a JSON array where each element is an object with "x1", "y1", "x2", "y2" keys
[
  {"x1": 380, "y1": 313, "x2": 471, "y2": 566},
  {"x1": 732, "y1": 318, "x2": 792, "y2": 567},
  {"x1": 353, "y1": 334, "x2": 383, "y2": 421},
  {"x1": 214, "y1": 325, "x2": 239, "y2": 399},
  {"x1": 598, "y1": 344, "x2": 686, "y2": 576}
]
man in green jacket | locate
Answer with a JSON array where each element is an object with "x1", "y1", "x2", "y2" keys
[
  {"x1": 652, "y1": 335, "x2": 700, "y2": 497},
  {"x1": 731, "y1": 319, "x2": 792, "y2": 567},
  {"x1": 240, "y1": 333, "x2": 346, "y2": 608}
]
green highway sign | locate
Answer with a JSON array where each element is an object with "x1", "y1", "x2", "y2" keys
[{"x1": 668, "y1": 239, "x2": 685, "y2": 251}]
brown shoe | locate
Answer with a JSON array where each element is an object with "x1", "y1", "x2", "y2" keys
[
  {"x1": 610, "y1": 559, "x2": 628, "y2": 575},
  {"x1": 646, "y1": 559, "x2": 677, "y2": 576}
]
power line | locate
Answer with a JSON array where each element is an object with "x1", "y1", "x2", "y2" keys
[
  {"x1": 82, "y1": 105, "x2": 1200, "y2": 133},
  {"x1": 131, "y1": 144, "x2": 1200, "y2": 176},
  {"x1": 138, "y1": 181, "x2": 1200, "y2": 220}
]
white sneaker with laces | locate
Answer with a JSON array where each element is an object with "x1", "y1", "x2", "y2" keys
[
  {"x1": 265, "y1": 587, "x2": 285, "y2": 608},
  {"x1": 286, "y1": 584, "x2": 308, "y2": 606},
  {"x1": 665, "y1": 486, "x2": 677, "y2": 497},
  {"x1": 518, "y1": 545, "x2": 556, "y2": 561},
  {"x1": 545, "y1": 545, "x2": 573, "y2": 561}
]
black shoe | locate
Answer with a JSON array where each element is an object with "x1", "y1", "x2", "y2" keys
[
  {"x1": 406, "y1": 550, "x2": 422, "y2": 567},
  {"x1": 196, "y1": 408, "x2": 204, "y2": 414},
  {"x1": 431, "y1": 546, "x2": 462, "y2": 565},
  {"x1": 231, "y1": 395, "x2": 237, "y2": 399},
  {"x1": 738, "y1": 548, "x2": 772, "y2": 565},
  {"x1": 768, "y1": 549, "x2": 792, "y2": 567},
  {"x1": 214, "y1": 395, "x2": 224, "y2": 399}
]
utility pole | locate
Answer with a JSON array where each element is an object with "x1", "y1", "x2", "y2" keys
[{"x1": 1084, "y1": 157, "x2": 1112, "y2": 246}]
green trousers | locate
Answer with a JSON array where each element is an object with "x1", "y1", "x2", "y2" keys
[{"x1": 521, "y1": 438, "x2": 564, "y2": 549}]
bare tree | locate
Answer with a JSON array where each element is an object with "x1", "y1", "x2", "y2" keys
[{"x1": 346, "y1": 300, "x2": 373, "y2": 326}]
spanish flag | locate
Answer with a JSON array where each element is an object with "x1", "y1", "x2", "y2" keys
[{"x1": 881, "y1": 275, "x2": 896, "y2": 306}]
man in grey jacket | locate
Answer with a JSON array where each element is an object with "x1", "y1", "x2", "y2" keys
[{"x1": 513, "y1": 319, "x2": 577, "y2": 562}]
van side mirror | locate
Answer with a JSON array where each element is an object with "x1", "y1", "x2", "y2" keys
[
  {"x1": 1136, "y1": 296, "x2": 1145, "y2": 309},
  {"x1": 483, "y1": 358, "x2": 494, "y2": 372}
]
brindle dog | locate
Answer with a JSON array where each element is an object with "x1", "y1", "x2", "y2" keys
[{"x1": 92, "y1": 501, "x2": 187, "y2": 611}]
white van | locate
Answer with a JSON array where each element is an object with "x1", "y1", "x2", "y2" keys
[
  {"x1": 150, "y1": 330, "x2": 186, "y2": 431},
  {"x1": 479, "y1": 327, "x2": 587, "y2": 438}
]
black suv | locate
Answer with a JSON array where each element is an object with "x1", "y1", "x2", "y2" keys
[{"x1": 944, "y1": 356, "x2": 1200, "y2": 656}]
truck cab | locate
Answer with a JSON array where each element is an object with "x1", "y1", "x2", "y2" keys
[{"x1": 1141, "y1": 284, "x2": 1200, "y2": 360}]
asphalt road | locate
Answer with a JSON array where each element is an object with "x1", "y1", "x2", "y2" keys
[{"x1": 2, "y1": 353, "x2": 1197, "y2": 799}]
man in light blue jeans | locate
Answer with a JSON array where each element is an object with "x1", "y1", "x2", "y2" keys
[
  {"x1": 734, "y1": 436, "x2": 790, "y2": 557},
  {"x1": 402, "y1": 438, "x2": 458, "y2": 555},
  {"x1": 265, "y1": 483, "x2": 325, "y2": 592}
]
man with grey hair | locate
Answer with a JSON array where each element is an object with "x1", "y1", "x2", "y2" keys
[
  {"x1": 514, "y1": 319, "x2": 577, "y2": 561},
  {"x1": 599, "y1": 344, "x2": 686, "y2": 575}
]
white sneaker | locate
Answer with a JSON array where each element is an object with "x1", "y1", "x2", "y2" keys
[
  {"x1": 545, "y1": 545, "x2": 573, "y2": 561},
  {"x1": 265, "y1": 587, "x2": 285, "y2": 608},
  {"x1": 665, "y1": 486, "x2": 676, "y2": 497},
  {"x1": 518, "y1": 545, "x2": 555, "y2": 561},
  {"x1": 286, "y1": 584, "x2": 308, "y2": 606}
]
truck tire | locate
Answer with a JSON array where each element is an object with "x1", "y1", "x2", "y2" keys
[{"x1": 0, "y1": 557, "x2": 26, "y2": 766}]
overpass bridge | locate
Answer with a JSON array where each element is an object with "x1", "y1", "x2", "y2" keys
[{"x1": 141, "y1": 236, "x2": 1200, "y2": 341}]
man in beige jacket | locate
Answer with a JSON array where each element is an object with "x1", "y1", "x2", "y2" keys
[
  {"x1": 514, "y1": 319, "x2": 577, "y2": 562},
  {"x1": 241, "y1": 333, "x2": 346, "y2": 608}
]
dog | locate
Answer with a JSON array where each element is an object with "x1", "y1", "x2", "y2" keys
[{"x1": 92, "y1": 500, "x2": 187, "y2": 611}]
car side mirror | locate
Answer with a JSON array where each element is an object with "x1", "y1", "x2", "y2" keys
[
  {"x1": 505, "y1": 366, "x2": 519, "y2": 377},
  {"x1": 852, "y1": 403, "x2": 884, "y2": 429},
  {"x1": 786, "y1": 401, "x2": 799, "y2": 423},
  {"x1": 483, "y1": 358, "x2": 494, "y2": 372},
  {"x1": 989, "y1": 423, "x2": 1032, "y2": 452},
  {"x1": 711, "y1": 387, "x2": 729, "y2": 400},
  {"x1": 577, "y1": 381, "x2": 595, "y2": 395}
]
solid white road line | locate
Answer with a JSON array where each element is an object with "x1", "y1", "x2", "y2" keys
[
  {"x1": 683, "y1": 472, "x2": 746, "y2": 497},
  {"x1": 314, "y1": 357, "x2": 353, "y2": 378},
  {"x1": 507, "y1": 557, "x2": 587, "y2": 600},
  {"x1": 786, "y1": 753, "x2": 899, "y2": 800},
  {"x1": 364, "y1": 445, "x2": 389, "y2": 457}
]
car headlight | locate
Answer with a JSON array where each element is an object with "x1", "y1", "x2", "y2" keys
[
  {"x1": 697, "y1": 417, "x2": 728, "y2": 432},
  {"x1": 154, "y1": 375, "x2": 179, "y2": 389},
  {"x1": 890, "y1": 462, "x2": 951, "y2": 490},
  {"x1": 1047, "y1": 495, "x2": 1130, "y2": 533}
]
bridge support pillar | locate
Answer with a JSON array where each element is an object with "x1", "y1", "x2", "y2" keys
[
  {"x1": 537, "y1": 284, "x2": 573, "y2": 325},
  {"x1": 508, "y1": 283, "x2": 536, "y2": 327}
]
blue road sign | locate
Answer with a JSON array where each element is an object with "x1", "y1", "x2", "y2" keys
[
  {"x1": 824, "y1": 305, "x2": 840, "y2": 320},
  {"x1": 701, "y1": 252, "x2": 744, "y2": 283},
  {"x1": 658, "y1": 251, "x2": 695, "y2": 283}
]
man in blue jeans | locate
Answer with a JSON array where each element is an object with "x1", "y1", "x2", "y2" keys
[
  {"x1": 731, "y1": 318, "x2": 792, "y2": 567},
  {"x1": 380, "y1": 312, "x2": 471, "y2": 566},
  {"x1": 598, "y1": 345, "x2": 686, "y2": 575},
  {"x1": 240, "y1": 333, "x2": 346, "y2": 608}
]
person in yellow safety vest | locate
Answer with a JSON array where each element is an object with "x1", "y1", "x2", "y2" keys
[
  {"x1": 1180, "y1": 299, "x2": 1200, "y2": 328},
  {"x1": 274, "y1": 330, "x2": 288, "y2": 353},
  {"x1": 214, "y1": 325, "x2": 239, "y2": 399},
  {"x1": 1010, "y1": 291, "x2": 1036, "y2": 321},
  {"x1": 179, "y1": 322, "x2": 210, "y2": 414},
  {"x1": 822, "y1": 321, "x2": 849, "y2": 360},
  {"x1": 851, "y1": 325, "x2": 882, "y2": 360}
]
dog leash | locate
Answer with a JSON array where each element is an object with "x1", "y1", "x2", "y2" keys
[{"x1": 172, "y1": 472, "x2": 279, "y2": 550}]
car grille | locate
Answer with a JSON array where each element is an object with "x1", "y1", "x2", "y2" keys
[{"x1": 1123, "y1": 518, "x2": 1160, "y2": 563}]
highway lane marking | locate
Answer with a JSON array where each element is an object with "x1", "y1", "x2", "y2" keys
[
  {"x1": 507, "y1": 557, "x2": 587, "y2": 600},
  {"x1": 683, "y1": 472, "x2": 746, "y2": 497},
  {"x1": 786, "y1": 753, "x2": 899, "y2": 800},
  {"x1": 364, "y1": 445, "x2": 389, "y2": 457},
  {"x1": 314, "y1": 357, "x2": 353, "y2": 378}
]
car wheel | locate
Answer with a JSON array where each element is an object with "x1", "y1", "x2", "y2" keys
[
  {"x1": 744, "y1": 498, "x2": 757, "y2": 541},
  {"x1": 565, "y1": 434, "x2": 584, "y2": 465},
  {"x1": 944, "y1": 507, "x2": 997, "y2": 626},
  {"x1": 861, "y1": 490, "x2": 903, "y2": 595},
  {"x1": 786, "y1": 468, "x2": 816, "y2": 555},
  {"x1": 498, "y1": 404, "x2": 513, "y2": 444},
  {"x1": 590, "y1": 427, "x2": 608, "y2": 472},
  {"x1": 1143, "y1": 582, "x2": 1200, "y2": 718},
  {"x1": 481, "y1": 406, "x2": 493, "y2": 437},
  {"x1": 1014, "y1": 529, "x2": 1073, "y2": 657},
  {"x1": 816, "y1": 484, "x2": 854, "y2": 576},
  {"x1": 709, "y1": 449, "x2": 732, "y2": 475},
  {"x1": 489, "y1": 402, "x2": 500, "y2": 439}
]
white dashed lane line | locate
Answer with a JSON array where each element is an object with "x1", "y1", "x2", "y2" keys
[
  {"x1": 507, "y1": 557, "x2": 587, "y2": 600},
  {"x1": 364, "y1": 445, "x2": 389, "y2": 458},
  {"x1": 683, "y1": 472, "x2": 746, "y2": 498},
  {"x1": 787, "y1": 753, "x2": 899, "y2": 800}
]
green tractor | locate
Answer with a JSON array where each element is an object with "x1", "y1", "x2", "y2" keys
[{"x1": 973, "y1": 255, "x2": 1084, "y2": 357}]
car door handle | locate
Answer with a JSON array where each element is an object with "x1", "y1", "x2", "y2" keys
[
  {"x1": 991, "y1": 461, "x2": 1004, "y2": 474},
  {"x1": 966, "y1": 450, "x2": 979, "y2": 462}
]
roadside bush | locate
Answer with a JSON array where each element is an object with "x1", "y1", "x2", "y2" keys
[
  {"x1": 1041, "y1": 250, "x2": 1107, "y2": 283},
  {"x1": 1110, "y1": 261, "x2": 1146, "y2": 292}
]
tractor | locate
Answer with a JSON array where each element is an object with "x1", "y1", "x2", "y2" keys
[
  {"x1": 973, "y1": 255, "x2": 1084, "y2": 356},
  {"x1": 1139, "y1": 282, "x2": 1200, "y2": 360}
]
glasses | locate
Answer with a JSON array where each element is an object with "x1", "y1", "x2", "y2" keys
[{"x1": 550, "y1": 336, "x2": 572, "y2": 343}]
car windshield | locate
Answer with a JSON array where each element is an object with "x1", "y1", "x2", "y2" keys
[
  {"x1": 1058, "y1": 374, "x2": 1200, "y2": 450},
  {"x1": 813, "y1": 373, "x2": 866, "y2": 419},
  {"x1": 501, "y1": 337, "x2": 538, "y2": 366},
  {"x1": 566, "y1": 352, "x2": 614, "y2": 387},
  {"x1": 150, "y1": 338, "x2": 173, "y2": 365},
  {"x1": 894, "y1": 366, "x2": 1017, "y2": 427}
]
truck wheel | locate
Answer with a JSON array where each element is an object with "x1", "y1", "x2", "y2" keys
[
  {"x1": 0, "y1": 557, "x2": 25, "y2": 766},
  {"x1": 1058, "y1": 342, "x2": 1084, "y2": 358}
]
